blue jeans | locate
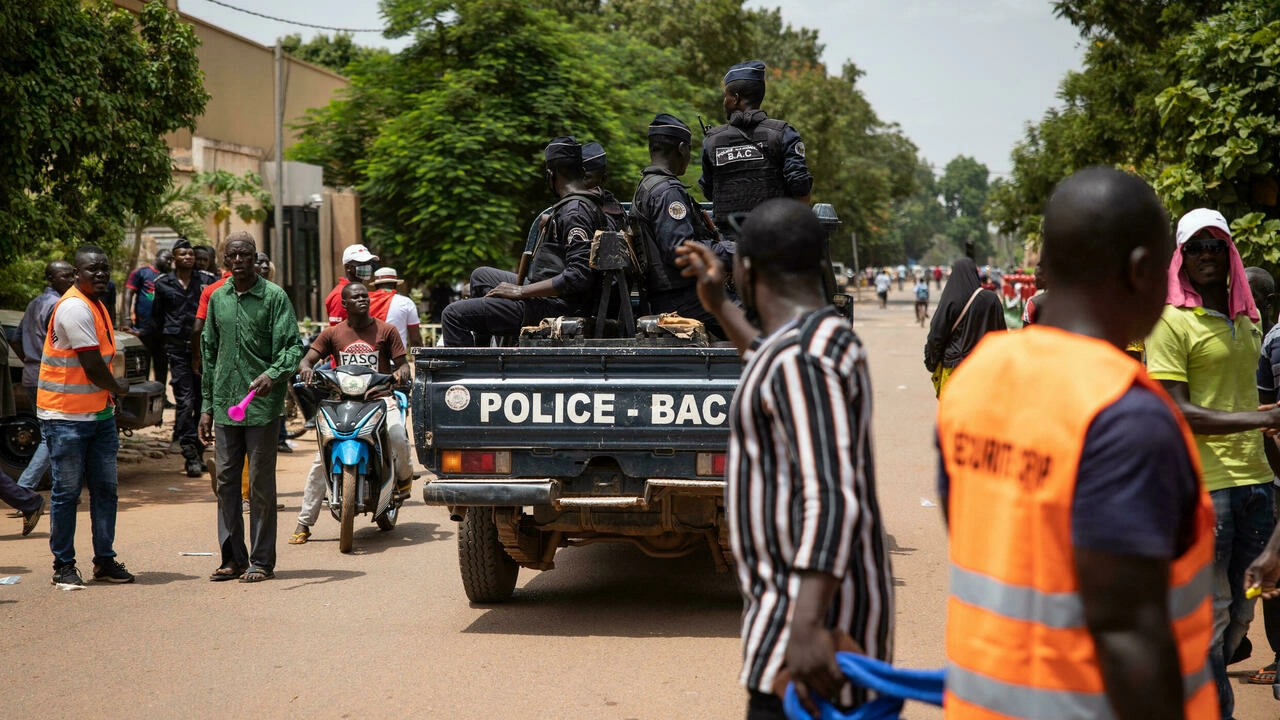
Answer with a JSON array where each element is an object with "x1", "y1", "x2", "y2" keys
[
  {"x1": 1210, "y1": 483, "x2": 1276, "y2": 720},
  {"x1": 18, "y1": 386, "x2": 50, "y2": 490},
  {"x1": 45, "y1": 416, "x2": 120, "y2": 568}
]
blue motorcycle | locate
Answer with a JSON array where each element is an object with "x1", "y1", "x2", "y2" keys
[{"x1": 306, "y1": 365, "x2": 409, "y2": 553}]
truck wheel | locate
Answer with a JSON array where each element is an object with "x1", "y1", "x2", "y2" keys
[
  {"x1": 339, "y1": 466, "x2": 357, "y2": 553},
  {"x1": 0, "y1": 414, "x2": 46, "y2": 490},
  {"x1": 458, "y1": 507, "x2": 518, "y2": 603}
]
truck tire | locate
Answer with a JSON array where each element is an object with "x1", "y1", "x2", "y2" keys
[
  {"x1": 458, "y1": 507, "x2": 518, "y2": 603},
  {"x1": 0, "y1": 414, "x2": 46, "y2": 490},
  {"x1": 339, "y1": 466, "x2": 356, "y2": 553}
]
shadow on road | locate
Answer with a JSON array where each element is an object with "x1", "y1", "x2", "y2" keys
[
  {"x1": 134, "y1": 571, "x2": 201, "y2": 585},
  {"x1": 463, "y1": 543, "x2": 740, "y2": 639},
  {"x1": 0, "y1": 566, "x2": 31, "y2": 575},
  {"x1": 277, "y1": 568, "x2": 366, "y2": 589},
  {"x1": 301, "y1": 521, "x2": 453, "y2": 557}
]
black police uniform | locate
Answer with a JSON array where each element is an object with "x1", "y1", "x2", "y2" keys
[
  {"x1": 441, "y1": 190, "x2": 610, "y2": 347},
  {"x1": 699, "y1": 109, "x2": 811, "y2": 244},
  {"x1": 151, "y1": 265, "x2": 216, "y2": 467},
  {"x1": 633, "y1": 166, "x2": 725, "y2": 338}
]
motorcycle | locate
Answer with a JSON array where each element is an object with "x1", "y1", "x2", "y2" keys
[{"x1": 304, "y1": 364, "x2": 409, "y2": 553}]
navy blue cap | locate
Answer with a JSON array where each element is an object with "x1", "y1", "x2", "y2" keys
[
  {"x1": 724, "y1": 60, "x2": 766, "y2": 86},
  {"x1": 544, "y1": 136, "x2": 581, "y2": 166},
  {"x1": 582, "y1": 142, "x2": 606, "y2": 171},
  {"x1": 648, "y1": 113, "x2": 691, "y2": 144},
  {"x1": 172, "y1": 238, "x2": 193, "y2": 251}
]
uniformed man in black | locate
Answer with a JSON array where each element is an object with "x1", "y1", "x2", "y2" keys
[
  {"x1": 633, "y1": 113, "x2": 727, "y2": 338},
  {"x1": 699, "y1": 60, "x2": 812, "y2": 248},
  {"x1": 582, "y1": 140, "x2": 627, "y2": 232},
  {"x1": 441, "y1": 136, "x2": 611, "y2": 346}
]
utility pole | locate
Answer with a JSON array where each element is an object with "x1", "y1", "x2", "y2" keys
[{"x1": 273, "y1": 39, "x2": 286, "y2": 283}]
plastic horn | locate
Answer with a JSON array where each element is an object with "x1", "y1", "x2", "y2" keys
[{"x1": 227, "y1": 389, "x2": 258, "y2": 422}]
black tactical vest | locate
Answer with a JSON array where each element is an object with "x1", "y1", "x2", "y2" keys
[
  {"x1": 527, "y1": 193, "x2": 607, "y2": 285},
  {"x1": 704, "y1": 116, "x2": 788, "y2": 226},
  {"x1": 632, "y1": 172, "x2": 718, "y2": 294}
]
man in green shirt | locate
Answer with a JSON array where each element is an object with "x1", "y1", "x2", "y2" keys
[
  {"x1": 198, "y1": 232, "x2": 302, "y2": 584},
  {"x1": 1146, "y1": 208, "x2": 1280, "y2": 719}
]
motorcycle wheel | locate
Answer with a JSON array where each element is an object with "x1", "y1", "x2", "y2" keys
[
  {"x1": 339, "y1": 465, "x2": 357, "y2": 553},
  {"x1": 376, "y1": 501, "x2": 399, "y2": 531},
  {"x1": 283, "y1": 387, "x2": 311, "y2": 440},
  {"x1": 458, "y1": 506, "x2": 518, "y2": 603}
]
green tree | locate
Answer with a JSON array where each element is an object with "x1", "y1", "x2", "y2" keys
[
  {"x1": 939, "y1": 156, "x2": 992, "y2": 259},
  {"x1": 0, "y1": 0, "x2": 207, "y2": 306},
  {"x1": 884, "y1": 162, "x2": 948, "y2": 265},
  {"x1": 1154, "y1": 5, "x2": 1280, "y2": 266},
  {"x1": 122, "y1": 180, "x2": 212, "y2": 275},
  {"x1": 280, "y1": 32, "x2": 390, "y2": 75},
  {"x1": 194, "y1": 170, "x2": 273, "y2": 247}
]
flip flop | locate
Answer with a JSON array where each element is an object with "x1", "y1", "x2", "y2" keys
[
  {"x1": 210, "y1": 566, "x2": 244, "y2": 582},
  {"x1": 239, "y1": 567, "x2": 274, "y2": 583},
  {"x1": 289, "y1": 529, "x2": 310, "y2": 545},
  {"x1": 1247, "y1": 662, "x2": 1277, "y2": 685}
]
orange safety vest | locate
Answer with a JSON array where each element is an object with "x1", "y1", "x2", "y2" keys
[
  {"x1": 36, "y1": 284, "x2": 116, "y2": 415},
  {"x1": 937, "y1": 326, "x2": 1216, "y2": 720}
]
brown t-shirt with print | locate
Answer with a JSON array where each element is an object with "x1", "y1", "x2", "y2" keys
[{"x1": 311, "y1": 318, "x2": 405, "y2": 373}]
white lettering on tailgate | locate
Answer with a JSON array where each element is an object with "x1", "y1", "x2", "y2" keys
[{"x1": 474, "y1": 391, "x2": 724, "y2": 426}]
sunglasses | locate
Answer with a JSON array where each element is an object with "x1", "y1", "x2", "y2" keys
[{"x1": 1181, "y1": 240, "x2": 1228, "y2": 256}]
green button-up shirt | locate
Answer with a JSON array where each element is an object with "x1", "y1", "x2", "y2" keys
[{"x1": 200, "y1": 276, "x2": 302, "y2": 426}]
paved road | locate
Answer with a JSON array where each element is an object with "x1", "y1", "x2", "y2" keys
[{"x1": 1, "y1": 296, "x2": 1273, "y2": 718}]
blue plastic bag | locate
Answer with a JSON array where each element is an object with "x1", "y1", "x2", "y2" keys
[{"x1": 783, "y1": 653, "x2": 945, "y2": 720}]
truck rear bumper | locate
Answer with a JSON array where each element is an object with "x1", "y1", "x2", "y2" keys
[
  {"x1": 423, "y1": 479, "x2": 557, "y2": 507},
  {"x1": 117, "y1": 381, "x2": 166, "y2": 430}
]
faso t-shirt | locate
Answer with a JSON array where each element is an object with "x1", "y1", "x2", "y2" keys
[{"x1": 310, "y1": 318, "x2": 405, "y2": 373}]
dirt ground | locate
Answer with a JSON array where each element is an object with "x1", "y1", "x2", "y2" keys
[{"x1": 1, "y1": 292, "x2": 1275, "y2": 719}]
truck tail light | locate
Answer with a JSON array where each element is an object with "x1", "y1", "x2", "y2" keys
[
  {"x1": 441, "y1": 451, "x2": 511, "y2": 474},
  {"x1": 696, "y1": 452, "x2": 727, "y2": 476}
]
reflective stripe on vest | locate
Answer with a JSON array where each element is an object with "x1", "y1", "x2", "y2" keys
[
  {"x1": 35, "y1": 285, "x2": 115, "y2": 415},
  {"x1": 938, "y1": 326, "x2": 1217, "y2": 720},
  {"x1": 946, "y1": 662, "x2": 1214, "y2": 720},
  {"x1": 950, "y1": 562, "x2": 1213, "y2": 629}
]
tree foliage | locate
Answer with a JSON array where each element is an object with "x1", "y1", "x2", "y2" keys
[
  {"x1": 291, "y1": 0, "x2": 922, "y2": 284},
  {"x1": 281, "y1": 32, "x2": 391, "y2": 75},
  {"x1": 0, "y1": 0, "x2": 207, "y2": 306}
]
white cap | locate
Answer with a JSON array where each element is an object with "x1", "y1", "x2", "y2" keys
[
  {"x1": 373, "y1": 267, "x2": 403, "y2": 286},
  {"x1": 342, "y1": 244, "x2": 379, "y2": 264},
  {"x1": 1175, "y1": 208, "x2": 1231, "y2": 246}
]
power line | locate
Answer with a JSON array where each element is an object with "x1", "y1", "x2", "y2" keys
[{"x1": 196, "y1": 0, "x2": 383, "y2": 33}]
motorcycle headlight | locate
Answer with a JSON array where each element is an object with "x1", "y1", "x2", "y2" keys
[{"x1": 338, "y1": 372, "x2": 372, "y2": 396}]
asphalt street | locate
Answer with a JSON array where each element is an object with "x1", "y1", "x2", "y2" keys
[{"x1": 1, "y1": 290, "x2": 1273, "y2": 719}]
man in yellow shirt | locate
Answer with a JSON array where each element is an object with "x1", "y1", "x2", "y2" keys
[{"x1": 1146, "y1": 208, "x2": 1280, "y2": 720}]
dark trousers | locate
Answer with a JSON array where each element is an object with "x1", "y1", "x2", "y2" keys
[
  {"x1": 1265, "y1": 487, "x2": 1280, "y2": 663},
  {"x1": 214, "y1": 419, "x2": 279, "y2": 572},
  {"x1": 745, "y1": 691, "x2": 788, "y2": 720},
  {"x1": 139, "y1": 332, "x2": 167, "y2": 387},
  {"x1": 165, "y1": 342, "x2": 201, "y2": 457},
  {"x1": 440, "y1": 267, "x2": 572, "y2": 347},
  {"x1": 0, "y1": 467, "x2": 41, "y2": 514}
]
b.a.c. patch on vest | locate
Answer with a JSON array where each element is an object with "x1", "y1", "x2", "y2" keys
[
  {"x1": 668, "y1": 201, "x2": 688, "y2": 220},
  {"x1": 794, "y1": 141, "x2": 806, "y2": 158},
  {"x1": 567, "y1": 227, "x2": 590, "y2": 243},
  {"x1": 715, "y1": 144, "x2": 764, "y2": 166}
]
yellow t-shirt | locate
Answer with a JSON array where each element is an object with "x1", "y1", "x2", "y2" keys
[{"x1": 1146, "y1": 304, "x2": 1269, "y2": 492}]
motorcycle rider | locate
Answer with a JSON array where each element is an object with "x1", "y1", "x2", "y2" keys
[{"x1": 290, "y1": 282, "x2": 411, "y2": 545}]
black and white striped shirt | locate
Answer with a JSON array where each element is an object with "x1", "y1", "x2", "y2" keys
[{"x1": 727, "y1": 306, "x2": 895, "y2": 695}]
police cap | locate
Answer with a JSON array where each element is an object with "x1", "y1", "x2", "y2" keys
[
  {"x1": 582, "y1": 142, "x2": 607, "y2": 172},
  {"x1": 648, "y1": 113, "x2": 691, "y2": 144},
  {"x1": 724, "y1": 60, "x2": 767, "y2": 86},
  {"x1": 544, "y1": 136, "x2": 581, "y2": 167}
]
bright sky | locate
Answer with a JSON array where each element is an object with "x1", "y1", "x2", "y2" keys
[{"x1": 178, "y1": 0, "x2": 1085, "y2": 177}]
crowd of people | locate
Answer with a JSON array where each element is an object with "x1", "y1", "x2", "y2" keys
[{"x1": 8, "y1": 55, "x2": 1280, "y2": 720}]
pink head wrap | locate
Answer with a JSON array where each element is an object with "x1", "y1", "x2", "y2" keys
[{"x1": 1166, "y1": 208, "x2": 1259, "y2": 322}]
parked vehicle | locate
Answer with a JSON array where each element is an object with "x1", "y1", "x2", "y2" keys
[
  {"x1": 411, "y1": 204, "x2": 846, "y2": 603},
  {"x1": 306, "y1": 365, "x2": 410, "y2": 553},
  {"x1": 0, "y1": 307, "x2": 165, "y2": 480}
]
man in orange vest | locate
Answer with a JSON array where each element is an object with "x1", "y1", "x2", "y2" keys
[
  {"x1": 39, "y1": 245, "x2": 135, "y2": 586},
  {"x1": 937, "y1": 168, "x2": 1217, "y2": 720}
]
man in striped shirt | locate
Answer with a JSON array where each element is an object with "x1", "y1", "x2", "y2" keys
[{"x1": 677, "y1": 199, "x2": 895, "y2": 719}]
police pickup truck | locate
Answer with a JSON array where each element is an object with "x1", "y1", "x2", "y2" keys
[{"x1": 412, "y1": 204, "x2": 846, "y2": 603}]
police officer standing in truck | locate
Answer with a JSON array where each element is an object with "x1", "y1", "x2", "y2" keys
[
  {"x1": 632, "y1": 113, "x2": 726, "y2": 339},
  {"x1": 699, "y1": 60, "x2": 812, "y2": 249}
]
